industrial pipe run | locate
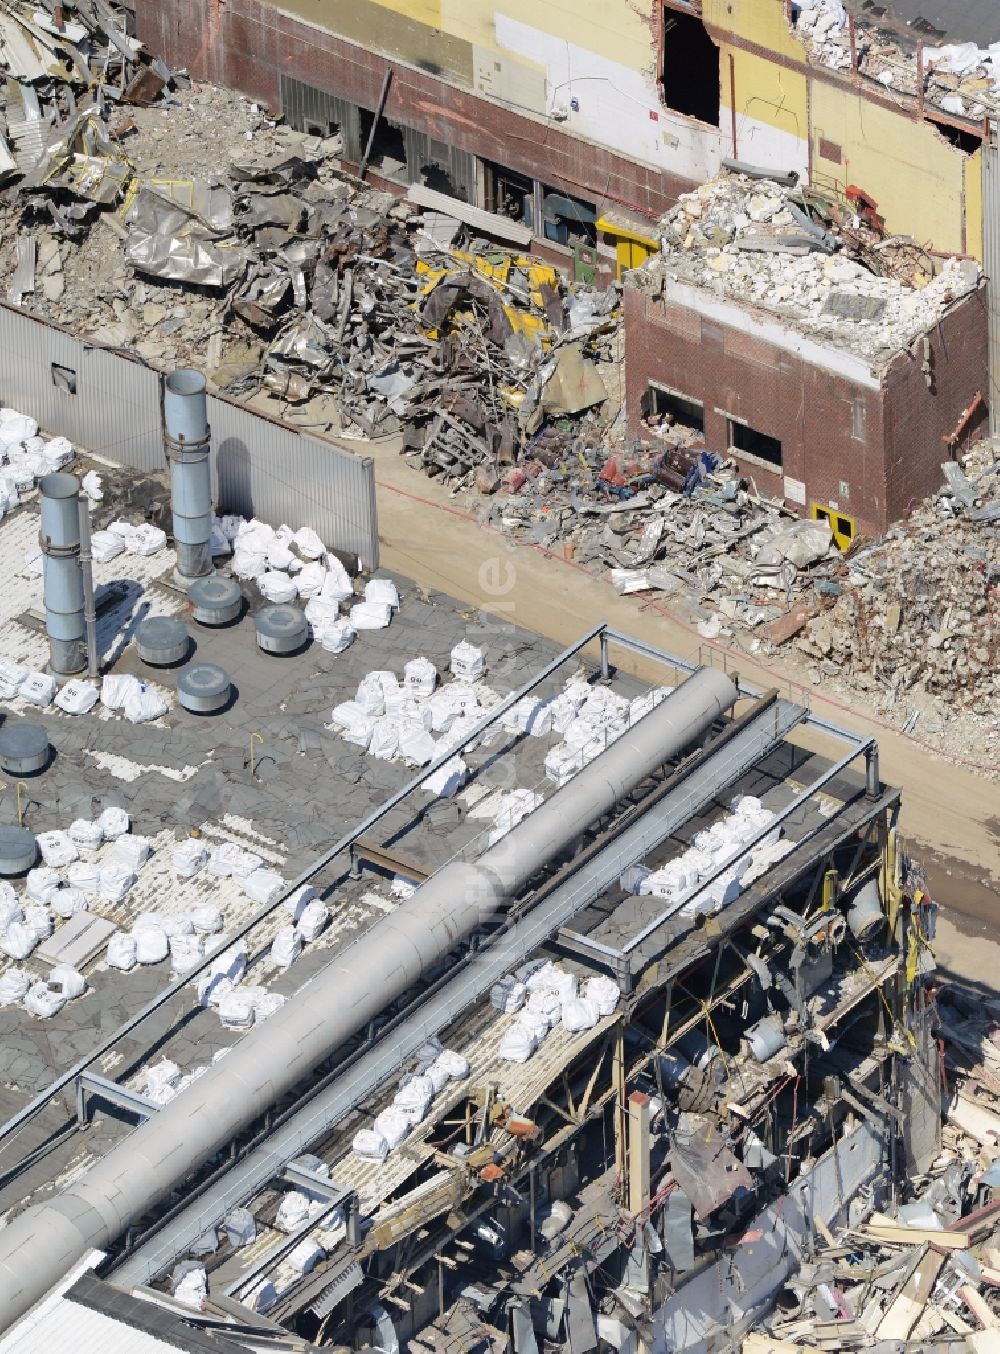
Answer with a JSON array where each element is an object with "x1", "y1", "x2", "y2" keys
[
  {"x1": 164, "y1": 368, "x2": 214, "y2": 588},
  {"x1": 0, "y1": 667, "x2": 739, "y2": 1329},
  {"x1": 39, "y1": 472, "x2": 86, "y2": 679}
]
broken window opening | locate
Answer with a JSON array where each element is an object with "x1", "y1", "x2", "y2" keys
[
  {"x1": 728, "y1": 417, "x2": 782, "y2": 467},
  {"x1": 51, "y1": 362, "x2": 77, "y2": 395},
  {"x1": 541, "y1": 185, "x2": 597, "y2": 247},
  {"x1": 641, "y1": 384, "x2": 705, "y2": 435},
  {"x1": 928, "y1": 117, "x2": 982, "y2": 155},
  {"x1": 484, "y1": 162, "x2": 535, "y2": 230},
  {"x1": 357, "y1": 109, "x2": 408, "y2": 181},
  {"x1": 421, "y1": 162, "x2": 468, "y2": 202},
  {"x1": 661, "y1": 8, "x2": 720, "y2": 127}
]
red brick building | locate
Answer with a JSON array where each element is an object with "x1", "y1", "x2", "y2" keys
[{"x1": 624, "y1": 277, "x2": 989, "y2": 539}]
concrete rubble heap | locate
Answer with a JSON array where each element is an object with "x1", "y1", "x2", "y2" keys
[
  {"x1": 0, "y1": 41, "x2": 619, "y2": 476},
  {"x1": 794, "y1": 0, "x2": 1000, "y2": 123},
  {"x1": 796, "y1": 439, "x2": 1000, "y2": 719},
  {"x1": 642, "y1": 171, "x2": 981, "y2": 365}
]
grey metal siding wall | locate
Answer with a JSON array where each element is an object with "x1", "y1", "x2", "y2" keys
[
  {"x1": 0, "y1": 303, "x2": 379, "y2": 568},
  {"x1": 208, "y1": 397, "x2": 379, "y2": 569},
  {"x1": 984, "y1": 129, "x2": 1000, "y2": 436}
]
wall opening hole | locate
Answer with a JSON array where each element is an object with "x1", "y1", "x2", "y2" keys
[
  {"x1": 928, "y1": 118, "x2": 982, "y2": 154},
  {"x1": 51, "y1": 362, "x2": 77, "y2": 395},
  {"x1": 728, "y1": 417, "x2": 782, "y2": 466},
  {"x1": 641, "y1": 384, "x2": 705, "y2": 434},
  {"x1": 357, "y1": 110, "x2": 407, "y2": 179},
  {"x1": 662, "y1": 9, "x2": 720, "y2": 126}
]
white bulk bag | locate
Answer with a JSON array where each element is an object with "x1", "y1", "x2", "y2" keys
[
  {"x1": 224, "y1": 1208, "x2": 256, "y2": 1249},
  {"x1": 275, "y1": 1191, "x2": 311, "y2": 1232},
  {"x1": 90, "y1": 530, "x2": 124, "y2": 563},
  {"x1": 23, "y1": 906, "x2": 52, "y2": 941},
  {"x1": 107, "y1": 931, "x2": 138, "y2": 971},
  {"x1": 450, "y1": 641, "x2": 484, "y2": 681},
  {"x1": 54, "y1": 680, "x2": 98, "y2": 715},
  {"x1": 499, "y1": 1021, "x2": 538, "y2": 1063},
  {"x1": 321, "y1": 556, "x2": 354, "y2": 602},
  {"x1": 433, "y1": 1050, "x2": 470, "y2": 1082},
  {"x1": 423, "y1": 756, "x2": 467, "y2": 798},
  {"x1": 364, "y1": 577, "x2": 399, "y2": 609},
  {"x1": 293, "y1": 526, "x2": 325, "y2": 559},
  {"x1": 294, "y1": 561, "x2": 326, "y2": 598},
  {"x1": 172, "y1": 1264, "x2": 207, "y2": 1311},
  {"x1": 527, "y1": 989, "x2": 562, "y2": 1029},
  {"x1": 51, "y1": 886, "x2": 88, "y2": 919},
  {"x1": 0, "y1": 923, "x2": 36, "y2": 960},
  {"x1": 98, "y1": 806, "x2": 130, "y2": 840},
  {"x1": 240, "y1": 869, "x2": 284, "y2": 905},
  {"x1": 314, "y1": 618, "x2": 355, "y2": 653},
  {"x1": 352, "y1": 1129, "x2": 389, "y2": 1162},
  {"x1": 394, "y1": 1074, "x2": 434, "y2": 1119},
  {"x1": 101, "y1": 674, "x2": 140, "y2": 711},
  {"x1": 37, "y1": 831, "x2": 78, "y2": 868},
  {"x1": 0, "y1": 967, "x2": 29, "y2": 1005},
  {"x1": 355, "y1": 672, "x2": 389, "y2": 716},
  {"x1": 191, "y1": 903, "x2": 223, "y2": 935},
  {"x1": 112, "y1": 834, "x2": 151, "y2": 871},
  {"x1": 132, "y1": 524, "x2": 167, "y2": 556},
  {"x1": 254, "y1": 991, "x2": 285, "y2": 1022},
  {"x1": 585, "y1": 975, "x2": 620, "y2": 1017},
  {"x1": 283, "y1": 884, "x2": 316, "y2": 923},
  {"x1": 350, "y1": 600, "x2": 392, "y2": 631},
  {"x1": 404, "y1": 657, "x2": 437, "y2": 698},
  {"x1": 67, "y1": 860, "x2": 100, "y2": 895},
  {"x1": 296, "y1": 901, "x2": 328, "y2": 942},
  {"x1": 218, "y1": 990, "x2": 256, "y2": 1029},
  {"x1": 368, "y1": 720, "x2": 399, "y2": 761},
  {"x1": 562, "y1": 997, "x2": 600, "y2": 1033},
  {"x1": 490, "y1": 976, "x2": 526, "y2": 1014},
  {"x1": 373, "y1": 1107, "x2": 411, "y2": 1150},
  {"x1": 123, "y1": 683, "x2": 169, "y2": 723},
  {"x1": 258, "y1": 570, "x2": 297, "y2": 604},
  {"x1": 24, "y1": 983, "x2": 66, "y2": 1019},
  {"x1": 271, "y1": 925, "x2": 302, "y2": 968},
  {"x1": 266, "y1": 540, "x2": 295, "y2": 571},
  {"x1": 134, "y1": 925, "x2": 168, "y2": 964},
  {"x1": 26, "y1": 867, "x2": 60, "y2": 903},
  {"x1": 170, "y1": 934, "x2": 205, "y2": 974},
  {"x1": 0, "y1": 884, "x2": 20, "y2": 930},
  {"x1": 50, "y1": 964, "x2": 86, "y2": 999},
  {"x1": 174, "y1": 839, "x2": 208, "y2": 878},
  {"x1": 0, "y1": 661, "x2": 27, "y2": 698},
  {"x1": 99, "y1": 864, "x2": 136, "y2": 902},
  {"x1": 287, "y1": 1240, "x2": 325, "y2": 1275},
  {"x1": 68, "y1": 819, "x2": 103, "y2": 852}
]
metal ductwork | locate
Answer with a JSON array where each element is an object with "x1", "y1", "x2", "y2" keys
[
  {"x1": 164, "y1": 369, "x2": 213, "y2": 588},
  {"x1": 0, "y1": 667, "x2": 739, "y2": 1328},
  {"x1": 38, "y1": 473, "x2": 86, "y2": 679}
]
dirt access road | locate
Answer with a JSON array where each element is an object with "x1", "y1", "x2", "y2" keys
[{"x1": 258, "y1": 395, "x2": 1000, "y2": 985}]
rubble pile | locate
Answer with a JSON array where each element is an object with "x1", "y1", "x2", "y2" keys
[
  {"x1": 642, "y1": 173, "x2": 981, "y2": 365},
  {"x1": 748, "y1": 984, "x2": 1000, "y2": 1352},
  {"x1": 796, "y1": 440, "x2": 1000, "y2": 719},
  {"x1": 793, "y1": 0, "x2": 1000, "y2": 123}
]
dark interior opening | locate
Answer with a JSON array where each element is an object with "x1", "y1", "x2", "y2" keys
[
  {"x1": 729, "y1": 418, "x2": 782, "y2": 466},
  {"x1": 421, "y1": 163, "x2": 467, "y2": 201},
  {"x1": 928, "y1": 117, "x2": 982, "y2": 155},
  {"x1": 357, "y1": 110, "x2": 407, "y2": 178},
  {"x1": 486, "y1": 162, "x2": 534, "y2": 227},
  {"x1": 662, "y1": 8, "x2": 721, "y2": 126},
  {"x1": 641, "y1": 384, "x2": 705, "y2": 433}
]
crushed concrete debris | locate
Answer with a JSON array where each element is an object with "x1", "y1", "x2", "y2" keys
[
  {"x1": 639, "y1": 172, "x2": 981, "y2": 365},
  {"x1": 793, "y1": 0, "x2": 1000, "y2": 126}
]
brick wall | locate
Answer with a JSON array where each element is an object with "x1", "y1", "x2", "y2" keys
[
  {"x1": 880, "y1": 285, "x2": 989, "y2": 523},
  {"x1": 624, "y1": 284, "x2": 989, "y2": 534},
  {"x1": 139, "y1": 0, "x2": 690, "y2": 222}
]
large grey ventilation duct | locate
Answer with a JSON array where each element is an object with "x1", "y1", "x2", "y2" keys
[
  {"x1": 0, "y1": 667, "x2": 739, "y2": 1328},
  {"x1": 164, "y1": 369, "x2": 213, "y2": 588},
  {"x1": 38, "y1": 472, "x2": 86, "y2": 679}
]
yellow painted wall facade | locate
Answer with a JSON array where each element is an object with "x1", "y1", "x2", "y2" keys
[{"x1": 810, "y1": 82, "x2": 970, "y2": 254}]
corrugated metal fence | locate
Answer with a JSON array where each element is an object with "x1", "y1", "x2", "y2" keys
[
  {"x1": 983, "y1": 129, "x2": 1000, "y2": 438},
  {"x1": 0, "y1": 302, "x2": 379, "y2": 568}
]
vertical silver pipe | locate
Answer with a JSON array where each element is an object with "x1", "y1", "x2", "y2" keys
[
  {"x1": 164, "y1": 369, "x2": 213, "y2": 587},
  {"x1": 78, "y1": 495, "x2": 99, "y2": 679},
  {"x1": 38, "y1": 473, "x2": 85, "y2": 679}
]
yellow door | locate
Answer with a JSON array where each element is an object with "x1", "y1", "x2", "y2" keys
[{"x1": 811, "y1": 503, "x2": 855, "y2": 551}]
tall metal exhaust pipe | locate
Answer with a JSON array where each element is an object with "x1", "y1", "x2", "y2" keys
[
  {"x1": 78, "y1": 494, "x2": 99, "y2": 679},
  {"x1": 0, "y1": 668, "x2": 739, "y2": 1326},
  {"x1": 38, "y1": 472, "x2": 86, "y2": 680},
  {"x1": 164, "y1": 368, "x2": 213, "y2": 589}
]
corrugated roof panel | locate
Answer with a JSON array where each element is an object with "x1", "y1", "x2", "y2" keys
[{"x1": 1, "y1": 1299, "x2": 181, "y2": 1353}]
